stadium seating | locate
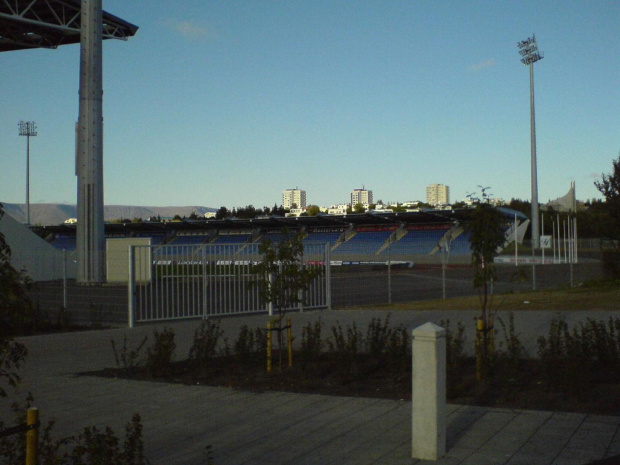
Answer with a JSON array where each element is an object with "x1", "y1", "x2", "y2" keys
[
  {"x1": 304, "y1": 232, "x2": 341, "y2": 247},
  {"x1": 332, "y1": 230, "x2": 393, "y2": 255},
  {"x1": 381, "y1": 229, "x2": 446, "y2": 255},
  {"x1": 50, "y1": 235, "x2": 76, "y2": 251}
]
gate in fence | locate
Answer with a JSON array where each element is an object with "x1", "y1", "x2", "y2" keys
[{"x1": 128, "y1": 242, "x2": 330, "y2": 326}]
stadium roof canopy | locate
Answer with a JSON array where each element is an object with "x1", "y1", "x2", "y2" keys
[
  {"x1": 33, "y1": 208, "x2": 528, "y2": 236},
  {"x1": 0, "y1": 0, "x2": 138, "y2": 52}
]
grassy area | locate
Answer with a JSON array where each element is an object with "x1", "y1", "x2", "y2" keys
[{"x1": 356, "y1": 279, "x2": 620, "y2": 311}]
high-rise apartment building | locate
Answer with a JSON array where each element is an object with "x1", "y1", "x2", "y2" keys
[
  {"x1": 282, "y1": 188, "x2": 306, "y2": 209},
  {"x1": 351, "y1": 188, "x2": 373, "y2": 206},
  {"x1": 426, "y1": 184, "x2": 450, "y2": 206}
]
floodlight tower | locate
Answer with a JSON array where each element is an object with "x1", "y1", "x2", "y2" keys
[
  {"x1": 18, "y1": 121, "x2": 37, "y2": 226},
  {"x1": 518, "y1": 35, "x2": 543, "y2": 249},
  {"x1": 76, "y1": 0, "x2": 105, "y2": 283}
]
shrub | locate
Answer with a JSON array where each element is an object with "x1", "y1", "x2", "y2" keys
[
  {"x1": 534, "y1": 316, "x2": 620, "y2": 395},
  {"x1": 300, "y1": 319, "x2": 323, "y2": 368},
  {"x1": 234, "y1": 325, "x2": 267, "y2": 368},
  {"x1": 497, "y1": 312, "x2": 526, "y2": 366},
  {"x1": 146, "y1": 327, "x2": 176, "y2": 377},
  {"x1": 326, "y1": 321, "x2": 362, "y2": 378},
  {"x1": 601, "y1": 250, "x2": 620, "y2": 278},
  {"x1": 1, "y1": 393, "x2": 146, "y2": 464},
  {"x1": 440, "y1": 320, "x2": 469, "y2": 398},
  {"x1": 189, "y1": 320, "x2": 224, "y2": 366},
  {"x1": 365, "y1": 316, "x2": 391, "y2": 357},
  {"x1": 383, "y1": 325, "x2": 410, "y2": 374},
  {"x1": 110, "y1": 335, "x2": 147, "y2": 374}
]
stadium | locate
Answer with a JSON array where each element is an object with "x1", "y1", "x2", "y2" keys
[{"x1": 3, "y1": 205, "x2": 599, "y2": 327}]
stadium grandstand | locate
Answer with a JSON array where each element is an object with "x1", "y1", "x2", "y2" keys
[{"x1": 33, "y1": 208, "x2": 529, "y2": 266}]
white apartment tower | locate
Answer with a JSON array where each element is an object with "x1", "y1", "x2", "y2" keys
[
  {"x1": 426, "y1": 184, "x2": 450, "y2": 206},
  {"x1": 351, "y1": 188, "x2": 373, "y2": 206},
  {"x1": 282, "y1": 188, "x2": 306, "y2": 209}
]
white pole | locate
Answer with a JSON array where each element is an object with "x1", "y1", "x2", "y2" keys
[
  {"x1": 514, "y1": 213, "x2": 518, "y2": 265},
  {"x1": 556, "y1": 215, "x2": 560, "y2": 263},
  {"x1": 574, "y1": 217, "x2": 579, "y2": 264},
  {"x1": 541, "y1": 214, "x2": 545, "y2": 263},
  {"x1": 563, "y1": 220, "x2": 568, "y2": 264}
]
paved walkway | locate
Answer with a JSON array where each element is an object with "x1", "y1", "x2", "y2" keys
[{"x1": 11, "y1": 310, "x2": 620, "y2": 465}]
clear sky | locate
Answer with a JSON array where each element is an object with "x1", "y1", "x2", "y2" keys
[{"x1": 1, "y1": 1, "x2": 618, "y2": 210}]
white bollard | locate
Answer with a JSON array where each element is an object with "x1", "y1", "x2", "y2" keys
[{"x1": 412, "y1": 322, "x2": 446, "y2": 461}]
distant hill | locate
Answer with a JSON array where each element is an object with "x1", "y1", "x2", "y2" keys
[{"x1": 1, "y1": 203, "x2": 217, "y2": 226}]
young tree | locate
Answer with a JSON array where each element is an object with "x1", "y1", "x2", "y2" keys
[
  {"x1": 353, "y1": 203, "x2": 365, "y2": 213},
  {"x1": 0, "y1": 204, "x2": 30, "y2": 397},
  {"x1": 595, "y1": 152, "x2": 620, "y2": 241},
  {"x1": 462, "y1": 189, "x2": 507, "y2": 379},
  {"x1": 252, "y1": 231, "x2": 321, "y2": 369},
  {"x1": 594, "y1": 152, "x2": 620, "y2": 275},
  {"x1": 307, "y1": 205, "x2": 321, "y2": 216}
]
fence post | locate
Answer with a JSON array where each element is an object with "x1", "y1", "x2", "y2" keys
[
  {"x1": 128, "y1": 245, "x2": 135, "y2": 328},
  {"x1": 26, "y1": 407, "x2": 39, "y2": 465},
  {"x1": 412, "y1": 322, "x2": 446, "y2": 461},
  {"x1": 387, "y1": 245, "x2": 392, "y2": 305},
  {"x1": 325, "y1": 243, "x2": 332, "y2": 310},
  {"x1": 63, "y1": 248, "x2": 68, "y2": 310}
]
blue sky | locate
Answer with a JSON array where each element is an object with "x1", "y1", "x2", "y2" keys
[{"x1": 1, "y1": 1, "x2": 618, "y2": 210}]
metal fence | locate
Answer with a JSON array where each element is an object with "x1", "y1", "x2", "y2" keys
[
  {"x1": 24, "y1": 242, "x2": 606, "y2": 327},
  {"x1": 330, "y1": 261, "x2": 604, "y2": 308},
  {"x1": 128, "y1": 242, "x2": 330, "y2": 326}
]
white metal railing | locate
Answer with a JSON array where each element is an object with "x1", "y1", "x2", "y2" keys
[{"x1": 128, "y1": 242, "x2": 330, "y2": 326}]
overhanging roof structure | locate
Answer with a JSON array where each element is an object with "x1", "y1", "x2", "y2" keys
[
  {"x1": 0, "y1": 0, "x2": 138, "y2": 52},
  {"x1": 33, "y1": 208, "x2": 528, "y2": 237}
]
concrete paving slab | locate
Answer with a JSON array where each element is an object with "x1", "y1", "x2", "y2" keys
[{"x1": 8, "y1": 310, "x2": 620, "y2": 464}]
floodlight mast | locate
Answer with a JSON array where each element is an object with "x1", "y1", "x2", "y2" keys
[
  {"x1": 18, "y1": 121, "x2": 37, "y2": 226},
  {"x1": 76, "y1": 0, "x2": 105, "y2": 284},
  {"x1": 518, "y1": 35, "x2": 543, "y2": 249}
]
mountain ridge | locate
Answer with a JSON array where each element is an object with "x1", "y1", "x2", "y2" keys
[{"x1": 1, "y1": 203, "x2": 217, "y2": 226}]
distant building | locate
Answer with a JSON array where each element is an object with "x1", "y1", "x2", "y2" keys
[
  {"x1": 426, "y1": 184, "x2": 450, "y2": 206},
  {"x1": 351, "y1": 188, "x2": 373, "y2": 206},
  {"x1": 282, "y1": 188, "x2": 307, "y2": 210},
  {"x1": 545, "y1": 182, "x2": 577, "y2": 213},
  {"x1": 328, "y1": 204, "x2": 348, "y2": 215}
]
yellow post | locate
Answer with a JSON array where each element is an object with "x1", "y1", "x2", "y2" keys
[
  {"x1": 287, "y1": 318, "x2": 293, "y2": 367},
  {"x1": 26, "y1": 407, "x2": 39, "y2": 465},
  {"x1": 475, "y1": 318, "x2": 484, "y2": 381},
  {"x1": 266, "y1": 322, "x2": 272, "y2": 373}
]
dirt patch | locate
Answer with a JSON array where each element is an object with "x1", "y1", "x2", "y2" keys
[{"x1": 89, "y1": 353, "x2": 620, "y2": 416}]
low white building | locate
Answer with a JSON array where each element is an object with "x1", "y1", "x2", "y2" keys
[{"x1": 328, "y1": 204, "x2": 348, "y2": 215}]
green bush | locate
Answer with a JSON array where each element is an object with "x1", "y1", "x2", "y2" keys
[
  {"x1": 300, "y1": 319, "x2": 323, "y2": 368},
  {"x1": 146, "y1": 327, "x2": 176, "y2": 377},
  {"x1": 110, "y1": 335, "x2": 147, "y2": 374},
  {"x1": 601, "y1": 250, "x2": 620, "y2": 278},
  {"x1": 189, "y1": 320, "x2": 224, "y2": 366},
  {"x1": 537, "y1": 316, "x2": 620, "y2": 395},
  {"x1": 234, "y1": 325, "x2": 267, "y2": 368}
]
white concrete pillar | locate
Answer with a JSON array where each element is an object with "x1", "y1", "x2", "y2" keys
[{"x1": 412, "y1": 322, "x2": 446, "y2": 461}]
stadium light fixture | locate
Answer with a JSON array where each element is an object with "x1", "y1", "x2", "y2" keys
[
  {"x1": 518, "y1": 35, "x2": 543, "y2": 249},
  {"x1": 18, "y1": 120, "x2": 37, "y2": 226}
]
